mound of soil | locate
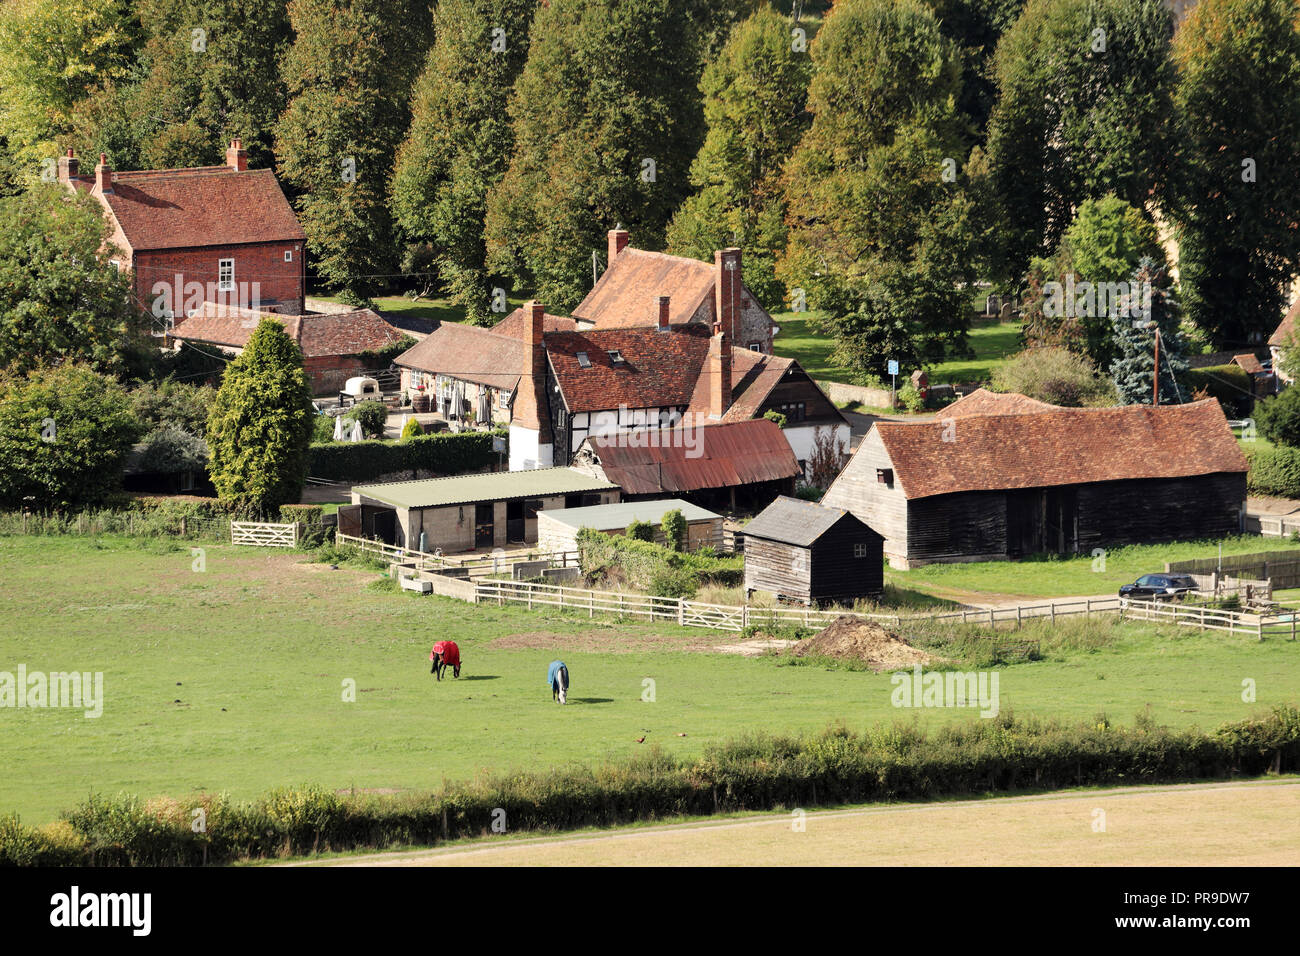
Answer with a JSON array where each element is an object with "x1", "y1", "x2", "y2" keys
[{"x1": 793, "y1": 615, "x2": 934, "y2": 671}]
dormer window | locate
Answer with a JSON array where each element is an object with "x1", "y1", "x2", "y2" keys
[
  {"x1": 576, "y1": 352, "x2": 591, "y2": 368},
  {"x1": 607, "y1": 350, "x2": 624, "y2": 364}
]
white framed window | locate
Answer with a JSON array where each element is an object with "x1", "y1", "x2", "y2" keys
[
  {"x1": 284, "y1": 250, "x2": 293, "y2": 262},
  {"x1": 218, "y1": 258, "x2": 235, "y2": 291}
]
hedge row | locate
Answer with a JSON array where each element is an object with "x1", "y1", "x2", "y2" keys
[
  {"x1": 1245, "y1": 445, "x2": 1300, "y2": 499},
  {"x1": 1182, "y1": 364, "x2": 1252, "y2": 417},
  {"x1": 2, "y1": 707, "x2": 1296, "y2": 866},
  {"x1": 307, "y1": 430, "x2": 504, "y2": 483}
]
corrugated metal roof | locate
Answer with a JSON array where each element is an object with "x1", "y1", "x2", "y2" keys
[
  {"x1": 353, "y1": 468, "x2": 617, "y2": 509},
  {"x1": 538, "y1": 498, "x2": 719, "y2": 530},
  {"x1": 742, "y1": 496, "x2": 858, "y2": 547},
  {"x1": 585, "y1": 418, "x2": 798, "y2": 495}
]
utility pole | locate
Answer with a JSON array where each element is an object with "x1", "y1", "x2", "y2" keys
[{"x1": 1153, "y1": 328, "x2": 1161, "y2": 406}]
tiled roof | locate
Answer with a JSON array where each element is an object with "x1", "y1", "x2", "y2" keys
[
  {"x1": 743, "y1": 496, "x2": 871, "y2": 548},
  {"x1": 395, "y1": 321, "x2": 526, "y2": 392},
  {"x1": 547, "y1": 324, "x2": 714, "y2": 412},
  {"x1": 943, "y1": 388, "x2": 1061, "y2": 418},
  {"x1": 490, "y1": 307, "x2": 576, "y2": 338},
  {"x1": 572, "y1": 249, "x2": 715, "y2": 327},
  {"x1": 718, "y1": 349, "x2": 794, "y2": 421},
  {"x1": 868, "y1": 399, "x2": 1247, "y2": 500},
  {"x1": 171, "y1": 303, "x2": 404, "y2": 358},
  {"x1": 582, "y1": 419, "x2": 799, "y2": 495},
  {"x1": 75, "y1": 167, "x2": 304, "y2": 251},
  {"x1": 1232, "y1": 353, "x2": 1265, "y2": 374},
  {"x1": 1270, "y1": 299, "x2": 1299, "y2": 346}
]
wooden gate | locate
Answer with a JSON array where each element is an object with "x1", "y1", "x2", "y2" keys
[{"x1": 231, "y1": 521, "x2": 298, "y2": 548}]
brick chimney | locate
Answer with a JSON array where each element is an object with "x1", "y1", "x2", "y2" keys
[
  {"x1": 713, "y1": 248, "x2": 742, "y2": 343},
  {"x1": 607, "y1": 228, "x2": 629, "y2": 270},
  {"x1": 708, "y1": 330, "x2": 732, "y2": 420},
  {"x1": 226, "y1": 138, "x2": 247, "y2": 172},
  {"x1": 94, "y1": 154, "x2": 112, "y2": 193},
  {"x1": 57, "y1": 149, "x2": 79, "y2": 183},
  {"x1": 513, "y1": 301, "x2": 552, "y2": 442},
  {"x1": 656, "y1": 295, "x2": 671, "y2": 331}
]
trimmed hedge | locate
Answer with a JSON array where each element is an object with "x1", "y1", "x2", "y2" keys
[
  {"x1": 3, "y1": 707, "x2": 1297, "y2": 866},
  {"x1": 1182, "y1": 364, "x2": 1252, "y2": 417},
  {"x1": 307, "y1": 430, "x2": 503, "y2": 482},
  {"x1": 1245, "y1": 445, "x2": 1300, "y2": 498}
]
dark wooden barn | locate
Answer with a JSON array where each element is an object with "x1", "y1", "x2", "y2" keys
[
  {"x1": 822, "y1": 395, "x2": 1249, "y2": 569},
  {"x1": 742, "y1": 496, "x2": 884, "y2": 606}
]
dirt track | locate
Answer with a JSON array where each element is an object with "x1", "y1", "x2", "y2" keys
[{"x1": 303, "y1": 779, "x2": 1300, "y2": 867}]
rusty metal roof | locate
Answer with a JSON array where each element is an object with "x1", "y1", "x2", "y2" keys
[{"x1": 584, "y1": 418, "x2": 799, "y2": 496}]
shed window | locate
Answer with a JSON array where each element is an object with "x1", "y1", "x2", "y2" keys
[
  {"x1": 218, "y1": 258, "x2": 235, "y2": 292},
  {"x1": 854, "y1": 542, "x2": 869, "y2": 559},
  {"x1": 876, "y1": 468, "x2": 894, "y2": 487}
]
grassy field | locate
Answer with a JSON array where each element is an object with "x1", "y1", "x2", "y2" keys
[
  {"x1": 3, "y1": 534, "x2": 1298, "y2": 824},
  {"x1": 771, "y1": 314, "x2": 1023, "y2": 386},
  {"x1": 325, "y1": 779, "x2": 1300, "y2": 867},
  {"x1": 887, "y1": 535, "x2": 1300, "y2": 600}
]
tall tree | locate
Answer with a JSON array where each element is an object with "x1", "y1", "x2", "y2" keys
[
  {"x1": 0, "y1": 363, "x2": 141, "y2": 510},
  {"x1": 779, "y1": 0, "x2": 976, "y2": 379},
  {"x1": 1167, "y1": 0, "x2": 1300, "y2": 347},
  {"x1": 0, "y1": 0, "x2": 141, "y2": 183},
  {"x1": 666, "y1": 6, "x2": 813, "y2": 306},
  {"x1": 484, "y1": 0, "x2": 708, "y2": 310},
  {"x1": 1109, "y1": 258, "x2": 1187, "y2": 404},
  {"x1": 102, "y1": 0, "x2": 293, "y2": 170},
  {"x1": 0, "y1": 187, "x2": 140, "y2": 374},
  {"x1": 982, "y1": 0, "x2": 1175, "y2": 284},
  {"x1": 391, "y1": 0, "x2": 537, "y2": 324},
  {"x1": 205, "y1": 319, "x2": 314, "y2": 512},
  {"x1": 275, "y1": 0, "x2": 434, "y2": 304},
  {"x1": 924, "y1": 0, "x2": 1025, "y2": 145}
]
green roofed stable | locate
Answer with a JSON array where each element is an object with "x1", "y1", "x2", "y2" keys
[
  {"x1": 345, "y1": 467, "x2": 619, "y2": 553},
  {"x1": 535, "y1": 498, "x2": 723, "y2": 552}
]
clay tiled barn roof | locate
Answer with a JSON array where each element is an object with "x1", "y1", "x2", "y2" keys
[
  {"x1": 490, "y1": 306, "x2": 576, "y2": 338},
  {"x1": 1270, "y1": 299, "x2": 1299, "y2": 346},
  {"x1": 172, "y1": 303, "x2": 405, "y2": 358},
  {"x1": 572, "y1": 249, "x2": 716, "y2": 328},
  {"x1": 582, "y1": 419, "x2": 799, "y2": 495},
  {"x1": 395, "y1": 321, "x2": 526, "y2": 392},
  {"x1": 1232, "y1": 353, "x2": 1265, "y2": 375},
  {"x1": 872, "y1": 399, "x2": 1247, "y2": 500},
  {"x1": 74, "y1": 167, "x2": 304, "y2": 250},
  {"x1": 718, "y1": 350, "x2": 796, "y2": 421},
  {"x1": 943, "y1": 387, "x2": 1061, "y2": 417}
]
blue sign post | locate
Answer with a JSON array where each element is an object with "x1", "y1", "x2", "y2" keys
[{"x1": 887, "y1": 359, "x2": 899, "y2": 409}]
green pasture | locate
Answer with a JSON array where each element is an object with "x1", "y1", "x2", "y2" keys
[
  {"x1": 1, "y1": 534, "x2": 1297, "y2": 824},
  {"x1": 888, "y1": 535, "x2": 1300, "y2": 599}
]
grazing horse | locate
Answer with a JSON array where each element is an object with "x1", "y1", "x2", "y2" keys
[
  {"x1": 547, "y1": 660, "x2": 569, "y2": 704},
  {"x1": 430, "y1": 640, "x2": 461, "y2": 681}
]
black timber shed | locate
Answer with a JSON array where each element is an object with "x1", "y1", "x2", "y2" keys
[{"x1": 742, "y1": 496, "x2": 884, "y2": 606}]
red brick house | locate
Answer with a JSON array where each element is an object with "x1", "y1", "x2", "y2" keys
[
  {"x1": 59, "y1": 140, "x2": 306, "y2": 325},
  {"x1": 169, "y1": 302, "x2": 408, "y2": 395}
]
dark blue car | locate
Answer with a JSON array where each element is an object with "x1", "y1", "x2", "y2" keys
[{"x1": 1118, "y1": 574, "x2": 1199, "y2": 601}]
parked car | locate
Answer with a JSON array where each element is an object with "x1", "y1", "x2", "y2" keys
[{"x1": 1118, "y1": 574, "x2": 1199, "y2": 601}]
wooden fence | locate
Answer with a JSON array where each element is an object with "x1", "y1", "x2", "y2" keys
[
  {"x1": 231, "y1": 521, "x2": 297, "y2": 548},
  {"x1": 1119, "y1": 597, "x2": 1295, "y2": 640},
  {"x1": 336, "y1": 531, "x2": 580, "y2": 576},
  {"x1": 1167, "y1": 549, "x2": 1300, "y2": 589},
  {"x1": 1250, "y1": 516, "x2": 1300, "y2": 540}
]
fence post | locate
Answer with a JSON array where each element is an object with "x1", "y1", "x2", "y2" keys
[
  {"x1": 1016, "y1": 606, "x2": 1022, "y2": 627},
  {"x1": 678, "y1": 599, "x2": 685, "y2": 626}
]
